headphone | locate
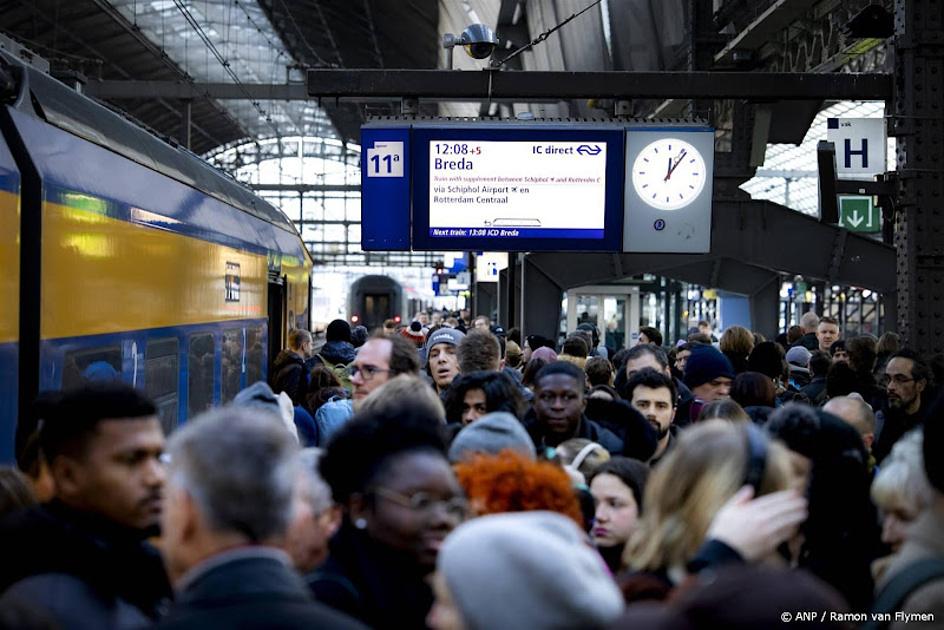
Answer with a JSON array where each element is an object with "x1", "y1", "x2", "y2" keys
[
  {"x1": 570, "y1": 441, "x2": 605, "y2": 472},
  {"x1": 742, "y1": 423, "x2": 769, "y2": 491}
]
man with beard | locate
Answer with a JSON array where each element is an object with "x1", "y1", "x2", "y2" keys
[
  {"x1": 874, "y1": 349, "x2": 933, "y2": 463},
  {"x1": 0, "y1": 383, "x2": 172, "y2": 627},
  {"x1": 624, "y1": 368, "x2": 677, "y2": 465}
]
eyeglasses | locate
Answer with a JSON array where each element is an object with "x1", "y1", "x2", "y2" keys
[
  {"x1": 347, "y1": 364, "x2": 390, "y2": 381},
  {"x1": 882, "y1": 374, "x2": 916, "y2": 387},
  {"x1": 372, "y1": 487, "x2": 468, "y2": 519}
]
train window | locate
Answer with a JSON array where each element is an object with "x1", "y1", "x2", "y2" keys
[
  {"x1": 145, "y1": 338, "x2": 179, "y2": 435},
  {"x1": 247, "y1": 325, "x2": 265, "y2": 386},
  {"x1": 221, "y1": 328, "x2": 243, "y2": 403},
  {"x1": 61, "y1": 345, "x2": 122, "y2": 390},
  {"x1": 188, "y1": 333, "x2": 215, "y2": 417}
]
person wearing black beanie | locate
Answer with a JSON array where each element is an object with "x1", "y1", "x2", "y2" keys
[
  {"x1": 320, "y1": 319, "x2": 356, "y2": 365},
  {"x1": 682, "y1": 346, "x2": 735, "y2": 423},
  {"x1": 326, "y1": 319, "x2": 352, "y2": 344}
]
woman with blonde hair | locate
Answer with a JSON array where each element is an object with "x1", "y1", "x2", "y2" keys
[
  {"x1": 870, "y1": 429, "x2": 934, "y2": 579},
  {"x1": 621, "y1": 421, "x2": 806, "y2": 602},
  {"x1": 719, "y1": 325, "x2": 754, "y2": 374}
]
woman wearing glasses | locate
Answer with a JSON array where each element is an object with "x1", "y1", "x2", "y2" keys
[{"x1": 310, "y1": 403, "x2": 467, "y2": 628}]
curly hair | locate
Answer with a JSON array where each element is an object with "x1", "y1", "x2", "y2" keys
[
  {"x1": 320, "y1": 403, "x2": 446, "y2": 505},
  {"x1": 454, "y1": 450, "x2": 583, "y2": 527},
  {"x1": 443, "y1": 371, "x2": 526, "y2": 424}
]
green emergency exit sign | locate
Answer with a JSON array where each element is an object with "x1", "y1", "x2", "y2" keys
[{"x1": 838, "y1": 195, "x2": 880, "y2": 233}]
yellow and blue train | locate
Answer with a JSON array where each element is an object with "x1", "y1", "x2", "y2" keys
[{"x1": 0, "y1": 50, "x2": 312, "y2": 463}]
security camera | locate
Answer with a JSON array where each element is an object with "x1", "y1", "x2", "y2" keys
[{"x1": 442, "y1": 24, "x2": 500, "y2": 67}]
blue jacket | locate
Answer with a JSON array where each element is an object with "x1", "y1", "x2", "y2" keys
[
  {"x1": 294, "y1": 406, "x2": 319, "y2": 447},
  {"x1": 315, "y1": 398, "x2": 354, "y2": 446}
]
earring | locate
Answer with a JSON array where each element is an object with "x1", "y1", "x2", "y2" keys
[{"x1": 354, "y1": 518, "x2": 367, "y2": 530}]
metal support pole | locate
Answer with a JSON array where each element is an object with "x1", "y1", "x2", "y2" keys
[
  {"x1": 519, "y1": 254, "x2": 526, "y2": 342},
  {"x1": 181, "y1": 99, "x2": 192, "y2": 150},
  {"x1": 504, "y1": 253, "x2": 518, "y2": 330},
  {"x1": 893, "y1": 0, "x2": 944, "y2": 352},
  {"x1": 469, "y1": 252, "x2": 476, "y2": 320}
]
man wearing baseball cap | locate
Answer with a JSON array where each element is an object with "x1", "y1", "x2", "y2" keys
[
  {"x1": 426, "y1": 328, "x2": 465, "y2": 395},
  {"x1": 683, "y1": 345, "x2": 735, "y2": 423}
]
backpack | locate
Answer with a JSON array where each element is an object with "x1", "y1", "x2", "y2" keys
[
  {"x1": 316, "y1": 353, "x2": 353, "y2": 393},
  {"x1": 864, "y1": 557, "x2": 944, "y2": 630}
]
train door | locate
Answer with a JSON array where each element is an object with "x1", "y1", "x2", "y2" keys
[
  {"x1": 564, "y1": 286, "x2": 640, "y2": 349},
  {"x1": 267, "y1": 275, "x2": 286, "y2": 372},
  {"x1": 363, "y1": 293, "x2": 391, "y2": 331}
]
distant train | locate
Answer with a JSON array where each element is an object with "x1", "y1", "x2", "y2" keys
[
  {"x1": 346, "y1": 275, "x2": 432, "y2": 331},
  {"x1": 347, "y1": 275, "x2": 405, "y2": 331},
  {"x1": 0, "y1": 50, "x2": 312, "y2": 463}
]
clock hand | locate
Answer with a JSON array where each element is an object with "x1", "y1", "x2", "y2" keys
[{"x1": 664, "y1": 149, "x2": 688, "y2": 181}]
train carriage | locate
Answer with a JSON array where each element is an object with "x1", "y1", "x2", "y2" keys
[{"x1": 0, "y1": 51, "x2": 312, "y2": 463}]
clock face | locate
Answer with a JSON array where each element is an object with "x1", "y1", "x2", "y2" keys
[{"x1": 631, "y1": 138, "x2": 707, "y2": 211}]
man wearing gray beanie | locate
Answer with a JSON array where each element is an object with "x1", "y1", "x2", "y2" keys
[
  {"x1": 447, "y1": 412, "x2": 536, "y2": 463},
  {"x1": 429, "y1": 511, "x2": 624, "y2": 629}
]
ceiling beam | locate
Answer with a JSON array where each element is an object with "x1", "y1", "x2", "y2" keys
[
  {"x1": 85, "y1": 80, "x2": 310, "y2": 100},
  {"x1": 250, "y1": 183, "x2": 360, "y2": 192},
  {"x1": 305, "y1": 69, "x2": 892, "y2": 101}
]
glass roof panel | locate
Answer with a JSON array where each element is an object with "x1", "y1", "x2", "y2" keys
[
  {"x1": 109, "y1": 0, "x2": 336, "y2": 141},
  {"x1": 741, "y1": 101, "x2": 894, "y2": 217}
]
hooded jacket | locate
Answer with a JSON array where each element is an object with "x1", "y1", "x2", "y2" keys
[
  {"x1": 319, "y1": 341, "x2": 356, "y2": 366},
  {"x1": 270, "y1": 349, "x2": 308, "y2": 406}
]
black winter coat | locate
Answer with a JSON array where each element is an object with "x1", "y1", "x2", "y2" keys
[
  {"x1": 308, "y1": 524, "x2": 436, "y2": 629},
  {"x1": 156, "y1": 552, "x2": 363, "y2": 630},
  {"x1": 521, "y1": 408, "x2": 624, "y2": 455},
  {"x1": 0, "y1": 501, "x2": 172, "y2": 627},
  {"x1": 584, "y1": 397, "x2": 658, "y2": 461},
  {"x1": 270, "y1": 349, "x2": 308, "y2": 405}
]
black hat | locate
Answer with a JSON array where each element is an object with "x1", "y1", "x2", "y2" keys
[{"x1": 326, "y1": 319, "x2": 352, "y2": 343}]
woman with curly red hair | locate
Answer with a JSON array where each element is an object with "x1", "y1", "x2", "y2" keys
[{"x1": 453, "y1": 450, "x2": 584, "y2": 527}]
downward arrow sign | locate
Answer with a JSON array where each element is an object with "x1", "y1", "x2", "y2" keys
[{"x1": 848, "y1": 210, "x2": 864, "y2": 228}]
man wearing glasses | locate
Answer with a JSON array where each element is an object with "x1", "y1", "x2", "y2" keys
[
  {"x1": 314, "y1": 334, "x2": 420, "y2": 445},
  {"x1": 873, "y1": 349, "x2": 932, "y2": 463}
]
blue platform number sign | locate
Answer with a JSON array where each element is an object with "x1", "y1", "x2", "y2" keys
[
  {"x1": 360, "y1": 126, "x2": 411, "y2": 250},
  {"x1": 366, "y1": 141, "x2": 404, "y2": 178}
]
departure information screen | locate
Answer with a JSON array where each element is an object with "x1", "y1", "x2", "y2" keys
[
  {"x1": 411, "y1": 126, "x2": 624, "y2": 251},
  {"x1": 428, "y1": 140, "x2": 606, "y2": 238}
]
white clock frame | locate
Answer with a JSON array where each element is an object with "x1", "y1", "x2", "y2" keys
[{"x1": 630, "y1": 137, "x2": 707, "y2": 211}]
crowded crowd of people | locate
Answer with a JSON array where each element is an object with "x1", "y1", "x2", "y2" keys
[{"x1": 1, "y1": 308, "x2": 943, "y2": 629}]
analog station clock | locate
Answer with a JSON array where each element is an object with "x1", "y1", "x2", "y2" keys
[{"x1": 631, "y1": 138, "x2": 707, "y2": 211}]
